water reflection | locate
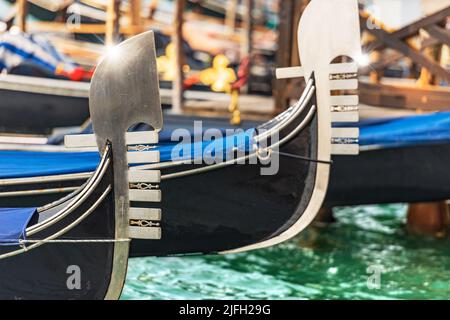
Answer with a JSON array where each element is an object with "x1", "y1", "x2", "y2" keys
[{"x1": 122, "y1": 204, "x2": 450, "y2": 300}]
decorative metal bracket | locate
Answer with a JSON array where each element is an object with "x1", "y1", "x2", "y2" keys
[{"x1": 276, "y1": 61, "x2": 360, "y2": 155}]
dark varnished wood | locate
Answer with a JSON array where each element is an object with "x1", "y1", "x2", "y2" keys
[{"x1": 0, "y1": 150, "x2": 116, "y2": 299}]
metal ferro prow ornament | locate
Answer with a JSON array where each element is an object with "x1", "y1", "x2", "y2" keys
[
  {"x1": 235, "y1": 0, "x2": 362, "y2": 252},
  {"x1": 89, "y1": 31, "x2": 163, "y2": 298}
]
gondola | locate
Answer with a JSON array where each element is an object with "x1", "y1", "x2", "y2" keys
[
  {"x1": 0, "y1": 73, "x2": 263, "y2": 134},
  {"x1": 0, "y1": 27, "x2": 158, "y2": 299},
  {"x1": 0, "y1": 1, "x2": 272, "y2": 135},
  {"x1": 328, "y1": 142, "x2": 450, "y2": 207},
  {"x1": 0, "y1": 74, "x2": 90, "y2": 134},
  {"x1": 3, "y1": 112, "x2": 450, "y2": 213},
  {"x1": 0, "y1": 31, "x2": 215, "y2": 134},
  {"x1": 0, "y1": 0, "x2": 361, "y2": 275}
]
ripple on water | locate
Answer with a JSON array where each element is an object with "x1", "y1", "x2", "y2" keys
[{"x1": 121, "y1": 204, "x2": 450, "y2": 300}]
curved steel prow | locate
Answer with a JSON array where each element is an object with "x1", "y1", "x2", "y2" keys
[
  {"x1": 299, "y1": 0, "x2": 361, "y2": 157},
  {"x1": 277, "y1": 0, "x2": 361, "y2": 81},
  {"x1": 90, "y1": 30, "x2": 163, "y2": 240},
  {"x1": 90, "y1": 31, "x2": 162, "y2": 294},
  {"x1": 277, "y1": 0, "x2": 361, "y2": 156},
  {"x1": 90, "y1": 30, "x2": 162, "y2": 149},
  {"x1": 298, "y1": 0, "x2": 361, "y2": 81},
  {"x1": 246, "y1": 0, "x2": 362, "y2": 251}
]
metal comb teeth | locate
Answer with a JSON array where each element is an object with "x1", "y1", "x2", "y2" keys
[
  {"x1": 125, "y1": 131, "x2": 163, "y2": 240},
  {"x1": 329, "y1": 63, "x2": 360, "y2": 156}
]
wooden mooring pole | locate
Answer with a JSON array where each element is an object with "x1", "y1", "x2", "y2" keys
[
  {"x1": 148, "y1": 0, "x2": 159, "y2": 19},
  {"x1": 106, "y1": 0, "x2": 121, "y2": 46},
  {"x1": 274, "y1": 0, "x2": 308, "y2": 114},
  {"x1": 129, "y1": 0, "x2": 143, "y2": 34},
  {"x1": 172, "y1": 0, "x2": 186, "y2": 114},
  {"x1": 16, "y1": 0, "x2": 28, "y2": 32},
  {"x1": 407, "y1": 201, "x2": 450, "y2": 238},
  {"x1": 225, "y1": 0, "x2": 238, "y2": 34},
  {"x1": 240, "y1": 0, "x2": 254, "y2": 94}
]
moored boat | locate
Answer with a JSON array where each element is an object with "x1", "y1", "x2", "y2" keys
[
  {"x1": 2, "y1": 112, "x2": 449, "y2": 212},
  {"x1": 0, "y1": 0, "x2": 363, "y2": 298}
]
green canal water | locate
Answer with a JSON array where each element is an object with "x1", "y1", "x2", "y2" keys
[{"x1": 121, "y1": 204, "x2": 450, "y2": 300}]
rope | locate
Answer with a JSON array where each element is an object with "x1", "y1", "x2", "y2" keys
[
  {"x1": 0, "y1": 238, "x2": 131, "y2": 246},
  {"x1": 0, "y1": 238, "x2": 130, "y2": 260},
  {"x1": 273, "y1": 151, "x2": 333, "y2": 165}
]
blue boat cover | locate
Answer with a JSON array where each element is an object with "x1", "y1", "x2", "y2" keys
[
  {"x1": 1, "y1": 112, "x2": 450, "y2": 179},
  {"x1": 358, "y1": 111, "x2": 450, "y2": 148},
  {"x1": 0, "y1": 151, "x2": 100, "y2": 179},
  {"x1": 0, "y1": 208, "x2": 37, "y2": 246},
  {"x1": 0, "y1": 129, "x2": 255, "y2": 179},
  {"x1": 0, "y1": 112, "x2": 449, "y2": 241}
]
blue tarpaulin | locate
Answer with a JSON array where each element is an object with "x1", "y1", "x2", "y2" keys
[
  {"x1": 0, "y1": 151, "x2": 100, "y2": 179},
  {"x1": 357, "y1": 111, "x2": 450, "y2": 147},
  {"x1": 0, "y1": 112, "x2": 450, "y2": 179},
  {"x1": 0, "y1": 208, "x2": 37, "y2": 245},
  {"x1": 0, "y1": 112, "x2": 449, "y2": 243},
  {"x1": 0, "y1": 129, "x2": 255, "y2": 179}
]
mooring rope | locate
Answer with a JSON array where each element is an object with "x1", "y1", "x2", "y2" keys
[
  {"x1": 273, "y1": 150, "x2": 333, "y2": 165},
  {"x1": 0, "y1": 238, "x2": 131, "y2": 246},
  {"x1": 20, "y1": 238, "x2": 130, "y2": 244},
  {"x1": 0, "y1": 238, "x2": 131, "y2": 260}
]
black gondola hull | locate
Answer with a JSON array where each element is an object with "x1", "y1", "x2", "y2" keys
[
  {"x1": 2, "y1": 142, "x2": 450, "y2": 213},
  {"x1": 0, "y1": 88, "x2": 89, "y2": 134},
  {"x1": 0, "y1": 85, "x2": 321, "y2": 256},
  {"x1": 133, "y1": 115, "x2": 318, "y2": 256},
  {"x1": 325, "y1": 142, "x2": 450, "y2": 207},
  {"x1": 0, "y1": 152, "x2": 118, "y2": 299}
]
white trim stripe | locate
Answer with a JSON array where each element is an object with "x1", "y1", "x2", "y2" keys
[
  {"x1": 129, "y1": 226, "x2": 161, "y2": 240},
  {"x1": 331, "y1": 128, "x2": 359, "y2": 138},
  {"x1": 129, "y1": 189, "x2": 161, "y2": 202},
  {"x1": 331, "y1": 144, "x2": 359, "y2": 155},
  {"x1": 65, "y1": 131, "x2": 159, "y2": 148},
  {"x1": 129, "y1": 208, "x2": 161, "y2": 221},
  {"x1": 127, "y1": 151, "x2": 160, "y2": 164},
  {"x1": 330, "y1": 79, "x2": 358, "y2": 90},
  {"x1": 330, "y1": 95, "x2": 359, "y2": 106},
  {"x1": 329, "y1": 62, "x2": 358, "y2": 74},
  {"x1": 331, "y1": 112, "x2": 359, "y2": 123},
  {"x1": 128, "y1": 170, "x2": 161, "y2": 183}
]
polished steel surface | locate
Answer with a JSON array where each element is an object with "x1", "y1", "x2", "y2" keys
[{"x1": 89, "y1": 30, "x2": 163, "y2": 300}]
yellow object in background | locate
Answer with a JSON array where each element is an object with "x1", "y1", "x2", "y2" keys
[
  {"x1": 157, "y1": 43, "x2": 190, "y2": 81},
  {"x1": 200, "y1": 54, "x2": 241, "y2": 125},
  {"x1": 229, "y1": 88, "x2": 241, "y2": 125},
  {"x1": 158, "y1": 49, "x2": 242, "y2": 125},
  {"x1": 200, "y1": 54, "x2": 237, "y2": 93}
]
